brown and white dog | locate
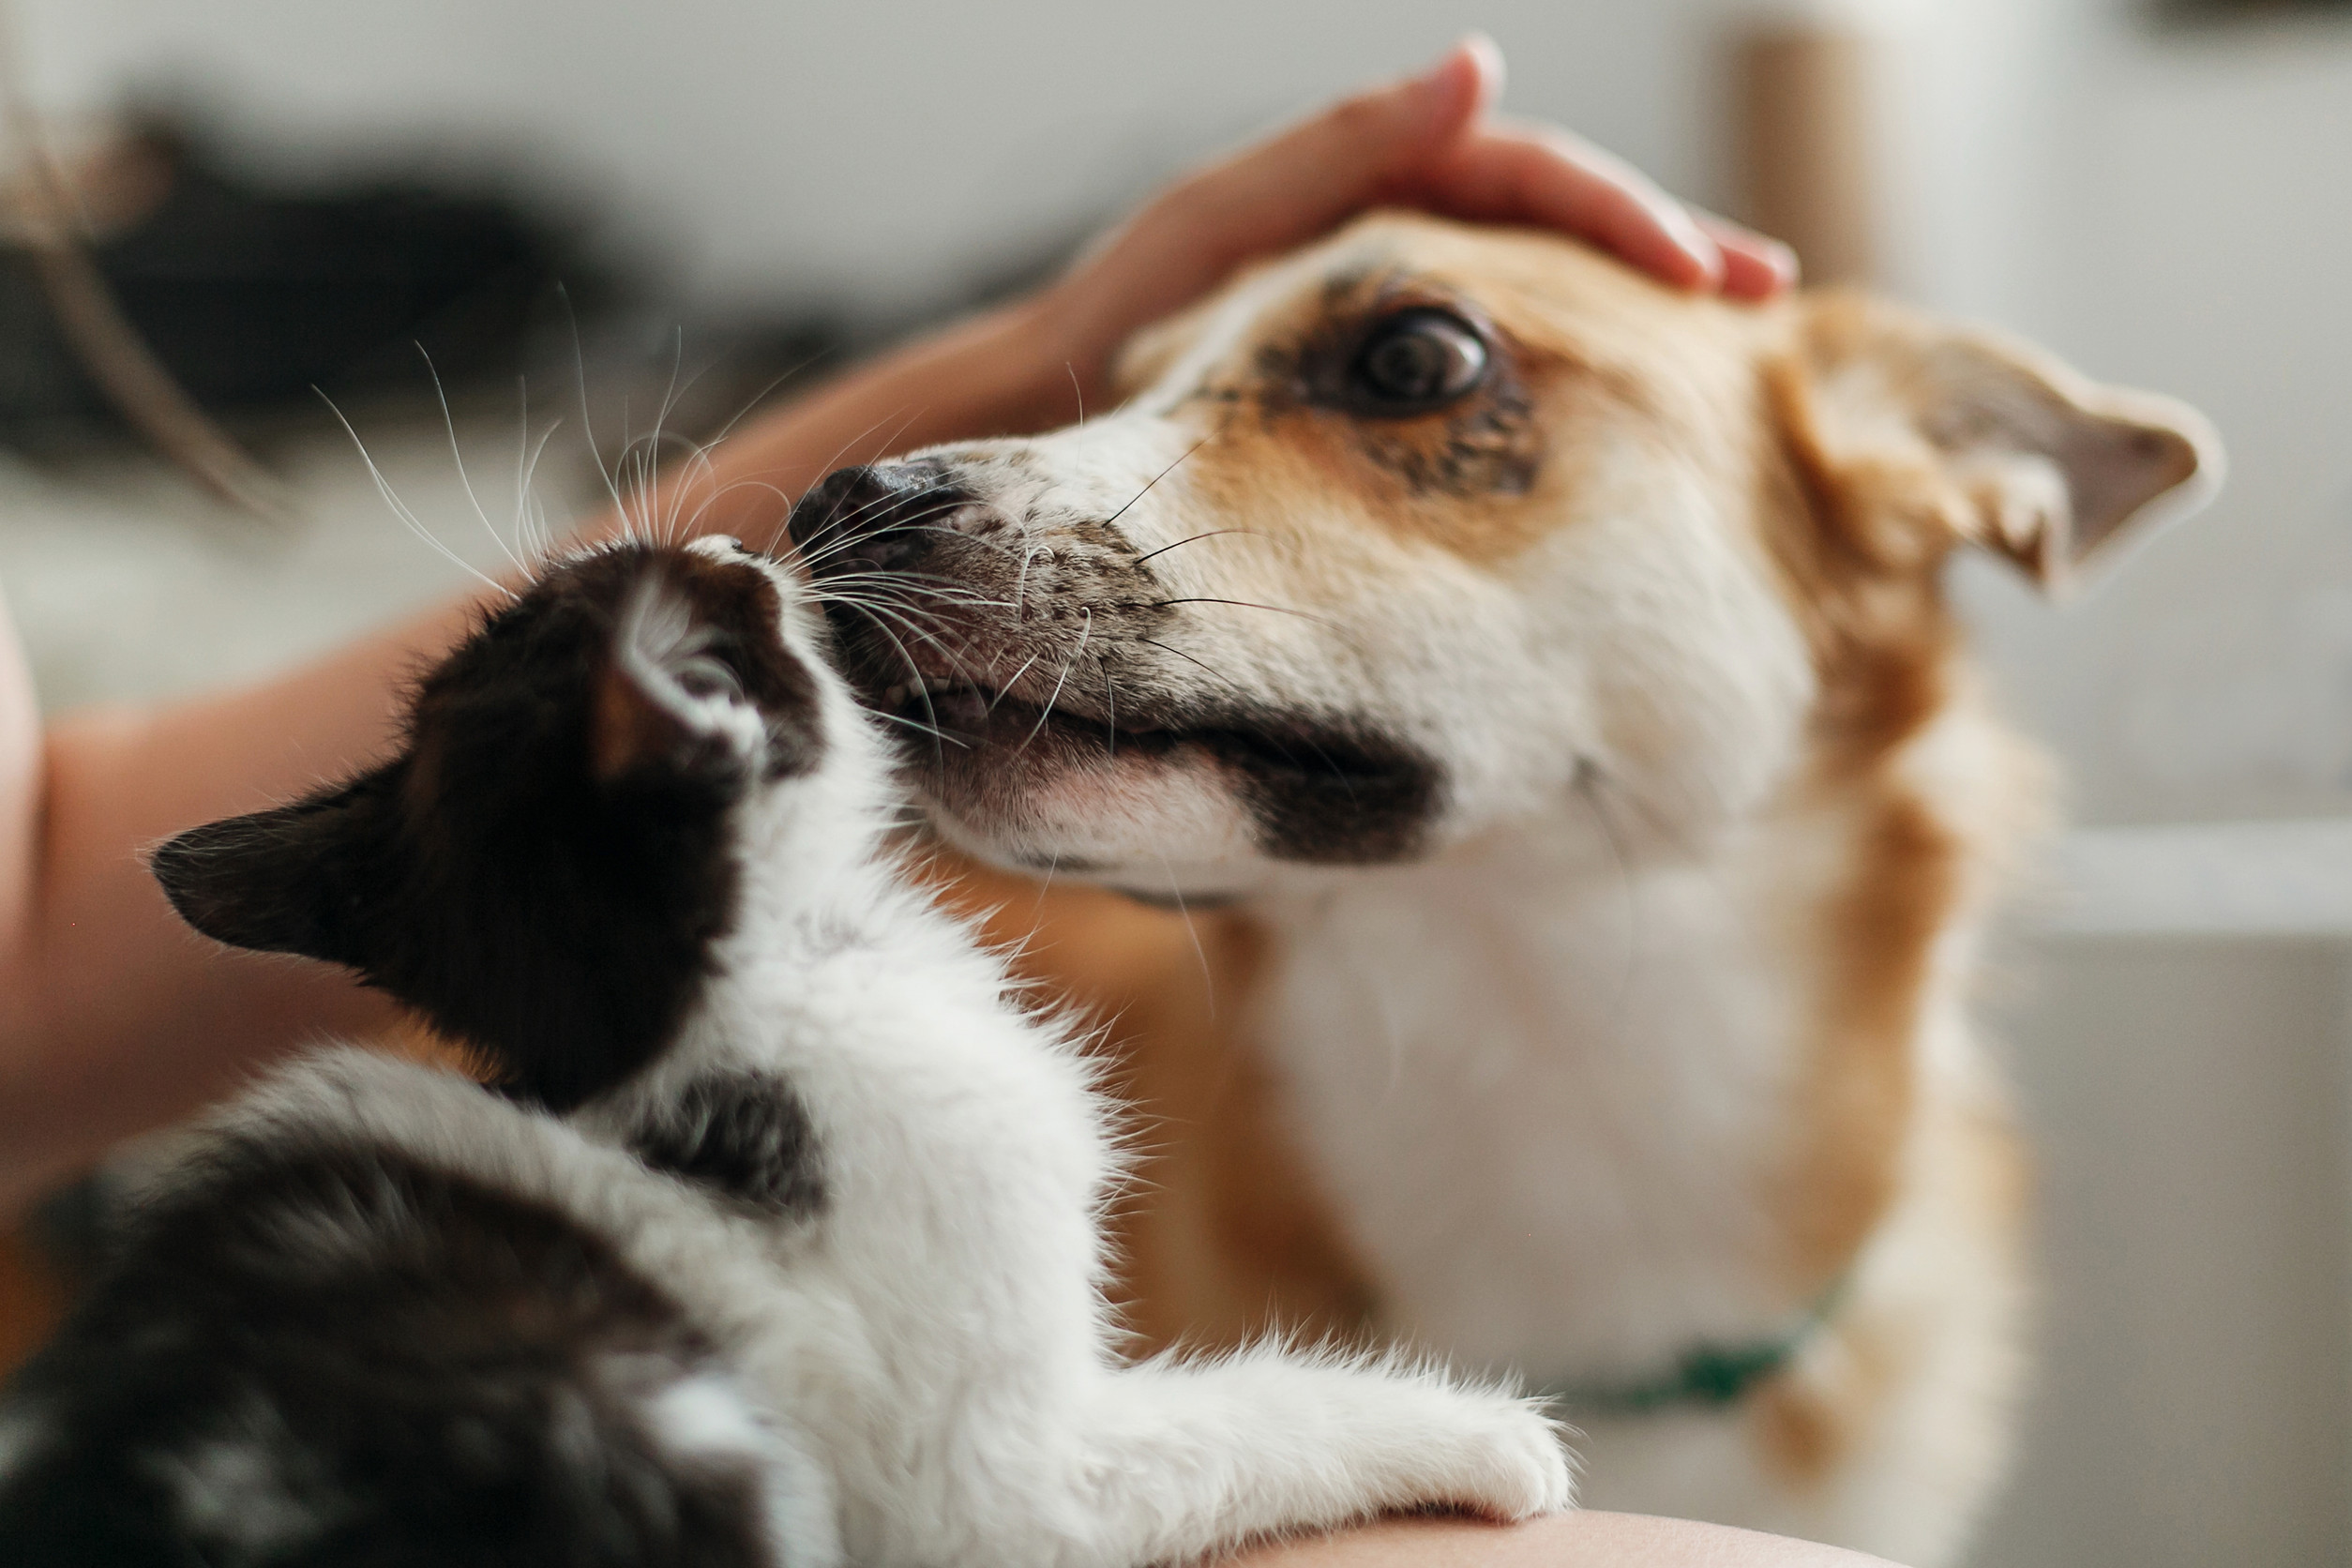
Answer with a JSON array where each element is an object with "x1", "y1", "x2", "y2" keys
[{"x1": 786, "y1": 214, "x2": 2220, "y2": 1564}]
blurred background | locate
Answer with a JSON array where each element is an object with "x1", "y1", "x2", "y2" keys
[{"x1": 0, "y1": 0, "x2": 2347, "y2": 1561}]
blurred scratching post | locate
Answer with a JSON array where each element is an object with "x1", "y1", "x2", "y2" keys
[{"x1": 1733, "y1": 23, "x2": 1880, "y2": 289}]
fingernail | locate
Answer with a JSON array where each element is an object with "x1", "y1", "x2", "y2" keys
[
  {"x1": 1663, "y1": 209, "x2": 1725, "y2": 289},
  {"x1": 1455, "y1": 32, "x2": 1505, "y2": 98}
]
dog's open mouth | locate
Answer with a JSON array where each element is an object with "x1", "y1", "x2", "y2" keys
[
  {"x1": 881, "y1": 676, "x2": 1177, "y2": 758},
  {"x1": 867, "y1": 670, "x2": 1445, "y2": 866},
  {"x1": 879, "y1": 676, "x2": 1412, "y2": 789}
]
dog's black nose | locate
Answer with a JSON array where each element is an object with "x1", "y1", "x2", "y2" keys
[{"x1": 788, "y1": 462, "x2": 972, "y2": 577}]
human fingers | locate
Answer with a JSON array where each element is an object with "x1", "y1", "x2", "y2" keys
[
  {"x1": 1046, "y1": 37, "x2": 1502, "y2": 384},
  {"x1": 1408, "y1": 117, "x2": 1726, "y2": 291},
  {"x1": 1119, "y1": 36, "x2": 1500, "y2": 294},
  {"x1": 1695, "y1": 211, "x2": 1801, "y2": 299},
  {"x1": 1177, "y1": 36, "x2": 1497, "y2": 241}
]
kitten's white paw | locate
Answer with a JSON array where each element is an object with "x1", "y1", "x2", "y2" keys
[{"x1": 1400, "y1": 1391, "x2": 1576, "y2": 1520}]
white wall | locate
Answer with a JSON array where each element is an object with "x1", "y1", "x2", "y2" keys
[{"x1": 1952, "y1": 5, "x2": 2352, "y2": 828}]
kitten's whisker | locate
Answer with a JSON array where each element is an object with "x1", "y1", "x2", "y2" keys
[
  {"x1": 867, "y1": 707, "x2": 970, "y2": 748},
  {"x1": 704, "y1": 347, "x2": 835, "y2": 450},
  {"x1": 417, "y1": 344, "x2": 526, "y2": 580},
  {"x1": 316, "y1": 391, "x2": 516, "y2": 603},
  {"x1": 512, "y1": 400, "x2": 565, "y2": 571},
  {"x1": 559, "y1": 283, "x2": 632, "y2": 536},
  {"x1": 828, "y1": 595, "x2": 986, "y2": 691}
]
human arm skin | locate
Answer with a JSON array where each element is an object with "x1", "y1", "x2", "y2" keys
[
  {"x1": 1235, "y1": 1515, "x2": 1899, "y2": 1568},
  {"x1": 0, "y1": 38, "x2": 1792, "y2": 1216}
]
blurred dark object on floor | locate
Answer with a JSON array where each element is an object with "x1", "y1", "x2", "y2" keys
[
  {"x1": 0, "y1": 102, "x2": 1095, "y2": 483},
  {"x1": 0, "y1": 112, "x2": 622, "y2": 448}
]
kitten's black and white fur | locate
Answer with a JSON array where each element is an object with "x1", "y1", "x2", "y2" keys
[{"x1": 0, "y1": 536, "x2": 1571, "y2": 1566}]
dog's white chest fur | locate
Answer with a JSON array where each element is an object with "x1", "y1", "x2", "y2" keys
[{"x1": 1253, "y1": 820, "x2": 1809, "y2": 1380}]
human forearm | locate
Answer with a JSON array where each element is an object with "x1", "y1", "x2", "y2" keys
[
  {"x1": 656, "y1": 294, "x2": 1078, "y2": 548},
  {"x1": 1234, "y1": 1515, "x2": 1895, "y2": 1568},
  {"x1": 0, "y1": 606, "x2": 475, "y2": 1214}
]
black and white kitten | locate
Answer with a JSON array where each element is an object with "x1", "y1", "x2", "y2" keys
[{"x1": 0, "y1": 536, "x2": 1570, "y2": 1566}]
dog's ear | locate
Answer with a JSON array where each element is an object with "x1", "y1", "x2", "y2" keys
[
  {"x1": 1775, "y1": 293, "x2": 2223, "y2": 592},
  {"x1": 149, "y1": 766, "x2": 402, "y2": 969}
]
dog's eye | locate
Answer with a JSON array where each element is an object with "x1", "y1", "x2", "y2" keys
[{"x1": 1347, "y1": 309, "x2": 1489, "y2": 414}]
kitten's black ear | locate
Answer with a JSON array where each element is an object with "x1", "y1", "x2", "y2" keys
[
  {"x1": 591, "y1": 580, "x2": 762, "y2": 787},
  {"x1": 149, "y1": 768, "x2": 399, "y2": 968}
]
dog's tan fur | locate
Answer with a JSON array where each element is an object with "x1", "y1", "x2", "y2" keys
[{"x1": 847, "y1": 215, "x2": 2216, "y2": 1560}]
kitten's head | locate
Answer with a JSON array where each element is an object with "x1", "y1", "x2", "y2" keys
[{"x1": 152, "y1": 536, "x2": 865, "y2": 1111}]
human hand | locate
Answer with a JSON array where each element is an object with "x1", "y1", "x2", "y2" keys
[
  {"x1": 1036, "y1": 35, "x2": 1797, "y2": 395},
  {"x1": 653, "y1": 38, "x2": 1797, "y2": 528}
]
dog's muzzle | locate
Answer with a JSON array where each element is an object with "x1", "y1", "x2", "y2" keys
[{"x1": 787, "y1": 461, "x2": 981, "y2": 580}]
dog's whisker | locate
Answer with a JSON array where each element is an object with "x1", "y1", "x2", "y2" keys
[
  {"x1": 988, "y1": 655, "x2": 1043, "y2": 716},
  {"x1": 1149, "y1": 596, "x2": 1339, "y2": 631},
  {"x1": 1018, "y1": 634, "x2": 1089, "y2": 757},
  {"x1": 1134, "y1": 636, "x2": 1248, "y2": 696},
  {"x1": 1130, "y1": 528, "x2": 1265, "y2": 567},
  {"x1": 1155, "y1": 851, "x2": 1216, "y2": 1017},
  {"x1": 1099, "y1": 638, "x2": 1117, "y2": 761},
  {"x1": 1104, "y1": 436, "x2": 1212, "y2": 529},
  {"x1": 1013, "y1": 543, "x2": 1043, "y2": 617},
  {"x1": 835, "y1": 597, "x2": 980, "y2": 682}
]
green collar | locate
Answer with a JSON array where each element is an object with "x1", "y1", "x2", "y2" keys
[{"x1": 1536, "y1": 1275, "x2": 1850, "y2": 1417}]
